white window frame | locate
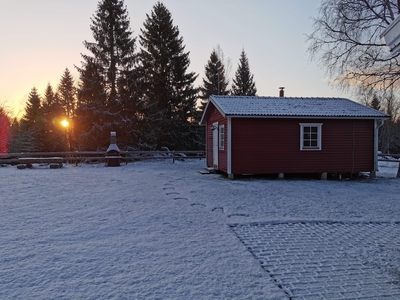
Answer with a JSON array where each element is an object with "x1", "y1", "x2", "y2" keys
[
  {"x1": 219, "y1": 125, "x2": 225, "y2": 150},
  {"x1": 300, "y1": 123, "x2": 322, "y2": 151}
]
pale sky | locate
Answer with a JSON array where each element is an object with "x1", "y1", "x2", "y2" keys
[{"x1": 0, "y1": 0, "x2": 352, "y2": 118}]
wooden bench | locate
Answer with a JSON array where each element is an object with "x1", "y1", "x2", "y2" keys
[{"x1": 17, "y1": 157, "x2": 64, "y2": 169}]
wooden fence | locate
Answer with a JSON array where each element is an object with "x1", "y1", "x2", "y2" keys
[
  {"x1": 1, "y1": 151, "x2": 398, "y2": 177},
  {"x1": 0, "y1": 150, "x2": 205, "y2": 166}
]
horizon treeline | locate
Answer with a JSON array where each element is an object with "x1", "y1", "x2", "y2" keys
[{"x1": 6, "y1": 0, "x2": 258, "y2": 152}]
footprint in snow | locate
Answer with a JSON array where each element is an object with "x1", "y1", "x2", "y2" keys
[
  {"x1": 212, "y1": 207, "x2": 224, "y2": 213},
  {"x1": 163, "y1": 187, "x2": 175, "y2": 190},
  {"x1": 228, "y1": 213, "x2": 249, "y2": 218},
  {"x1": 174, "y1": 197, "x2": 188, "y2": 201},
  {"x1": 191, "y1": 203, "x2": 206, "y2": 208}
]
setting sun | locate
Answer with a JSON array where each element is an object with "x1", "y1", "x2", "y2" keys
[{"x1": 61, "y1": 119, "x2": 69, "y2": 127}]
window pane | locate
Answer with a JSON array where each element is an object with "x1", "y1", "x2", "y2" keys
[
  {"x1": 301, "y1": 124, "x2": 321, "y2": 150},
  {"x1": 219, "y1": 126, "x2": 224, "y2": 150}
]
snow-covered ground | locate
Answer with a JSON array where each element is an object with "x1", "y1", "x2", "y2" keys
[{"x1": 0, "y1": 159, "x2": 399, "y2": 299}]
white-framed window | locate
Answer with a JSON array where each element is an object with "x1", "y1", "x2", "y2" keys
[
  {"x1": 300, "y1": 123, "x2": 322, "y2": 150},
  {"x1": 219, "y1": 125, "x2": 225, "y2": 150}
]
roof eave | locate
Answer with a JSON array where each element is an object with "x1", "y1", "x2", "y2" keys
[
  {"x1": 224, "y1": 114, "x2": 391, "y2": 120},
  {"x1": 200, "y1": 95, "x2": 227, "y2": 125}
]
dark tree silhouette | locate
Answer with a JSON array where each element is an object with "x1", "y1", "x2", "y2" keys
[
  {"x1": 19, "y1": 87, "x2": 46, "y2": 151},
  {"x1": 199, "y1": 49, "x2": 229, "y2": 110},
  {"x1": 138, "y1": 1, "x2": 199, "y2": 150},
  {"x1": 231, "y1": 49, "x2": 257, "y2": 96},
  {"x1": 76, "y1": 0, "x2": 137, "y2": 150}
]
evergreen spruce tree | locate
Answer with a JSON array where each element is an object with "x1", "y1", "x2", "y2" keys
[
  {"x1": 58, "y1": 68, "x2": 76, "y2": 120},
  {"x1": 199, "y1": 49, "x2": 229, "y2": 110},
  {"x1": 231, "y1": 49, "x2": 257, "y2": 96},
  {"x1": 369, "y1": 94, "x2": 381, "y2": 111},
  {"x1": 76, "y1": 0, "x2": 137, "y2": 150},
  {"x1": 57, "y1": 69, "x2": 77, "y2": 150},
  {"x1": 43, "y1": 83, "x2": 56, "y2": 108},
  {"x1": 42, "y1": 83, "x2": 66, "y2": 151},
  {"x1": 20, "y1": 87, "x2": 46, "y2": 151},
  {"x1": 8, "y1": 117, "x2": 21, "y2": 153},
  {"x1": 76, "y1": 57, "x2": 107, "y2": 149},
  {"x1": 138, "y1": 2, "x2": 199, "y2": 150}
]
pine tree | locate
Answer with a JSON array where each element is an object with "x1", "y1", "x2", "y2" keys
[
  {"x1": 231, "y1": 49, "x2": 257, "y2": 96},
  {"x1": 42, "y1": 83, "x2": 66, "y2": 151},
  {"x1": 43, "y1": 83, "x2": 56, "y2": 108},
  {"x1": 57, "y1": 69, "x2": 77, "y2": 150},
  {"x1": 20, "y1": 87, "x2": 46, "y2": 151},
  {"x1": 76, "y1": 0, "x2": 137, "y2": 150},
  {"x1": 138, "y1": 2, "x2": 199, "y2": 150},
  {"x1": 199, "y1": 49, "x2": 229, "y2": 110},
  {"x1": 58, "y1": 68, "x2": 76, "y2": 120},
  {"x1": 76, "y1": 57, "x2": 107, "y2": 149},
  {"x1": 369, "y1": 94, "x2": 381, "y2": 111},
  {"x1": 8, "y1": 117, "x2": 21, "y2": 153}
]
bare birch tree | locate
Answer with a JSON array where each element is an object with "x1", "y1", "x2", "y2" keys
[{"x1": 307, "y1": 0, "x2": 400, "y2": 94}]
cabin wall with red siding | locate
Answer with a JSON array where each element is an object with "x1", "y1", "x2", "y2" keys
[
  {"x1": 205, "y1": 105, "x2": 228, "y2": 172},
  {"x1": 230, "y1": 118, "x2": 375, "y2": 175}
]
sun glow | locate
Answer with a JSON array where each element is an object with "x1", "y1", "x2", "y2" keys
[{"x1": 61, "y1": 119, "x2": 69, "y2": 127}]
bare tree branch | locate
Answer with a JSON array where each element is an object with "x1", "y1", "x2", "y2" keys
[{"x1": 307, "y1": 0, "x2": 400, "y2": 94}]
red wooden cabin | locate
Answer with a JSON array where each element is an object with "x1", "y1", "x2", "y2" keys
[{"x1": 200, "y1": 95, "x2": 390, "y2": 179}]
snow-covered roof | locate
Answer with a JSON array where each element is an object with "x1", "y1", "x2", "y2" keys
[{"x1": 201, "y1": 95, "x2": 390, "y2": 123}]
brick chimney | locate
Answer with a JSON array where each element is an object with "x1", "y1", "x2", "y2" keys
[{"x1": 279, "y1": 87, "x2": 285, "y2": 97}]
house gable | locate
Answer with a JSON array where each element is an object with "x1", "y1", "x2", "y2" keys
[{"x1": 203, "y1": 103, "x2": 228, "y2": 173}]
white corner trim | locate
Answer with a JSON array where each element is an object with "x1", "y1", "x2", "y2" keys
[{"x1": 227, "y1": 117, "x2": 232, "y2": 175}]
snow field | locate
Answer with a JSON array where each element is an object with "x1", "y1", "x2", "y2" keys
[{"x1": 0, "y1": 159, "x2": 399, "y2": 299}]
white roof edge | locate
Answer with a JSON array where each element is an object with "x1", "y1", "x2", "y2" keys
[
  {"x1": 200, "y1": 95, "x2": 390, "y2": 120},
  {"x1": 200, "y1": 95, "x2": 227, "y2": 125},
  {"x1": 208, "y1": 95, "x2": 390, "y2": 119},
  {"x1": 224, "y1": 115, "x2": 390, "y2": 120},
  {"x1": 210, "y1": 95, "x2": 227, "y2": 118}
]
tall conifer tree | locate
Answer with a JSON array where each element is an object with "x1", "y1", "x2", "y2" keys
[
  {"x1": 42, "y1": 83, "x2": 66, "y2": 151},
  {"x1": 58, "y1": 68, "x2": 76, "y2": 120},
  {"x1": 231, "y1": 49, "x2": 257, "y2": 96},
  {"x1": 76, "y1": 0, "x2": 137, "y2": 149},
  {"x1": 138, "y1": 2, "x2": 199, "y2": 149},
  {"x1": 199, "y1": 49, "x2": 229, "y2": 110},
  {"x1": 20, "y1": 87, "x2": 46, "y2": 151}
]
